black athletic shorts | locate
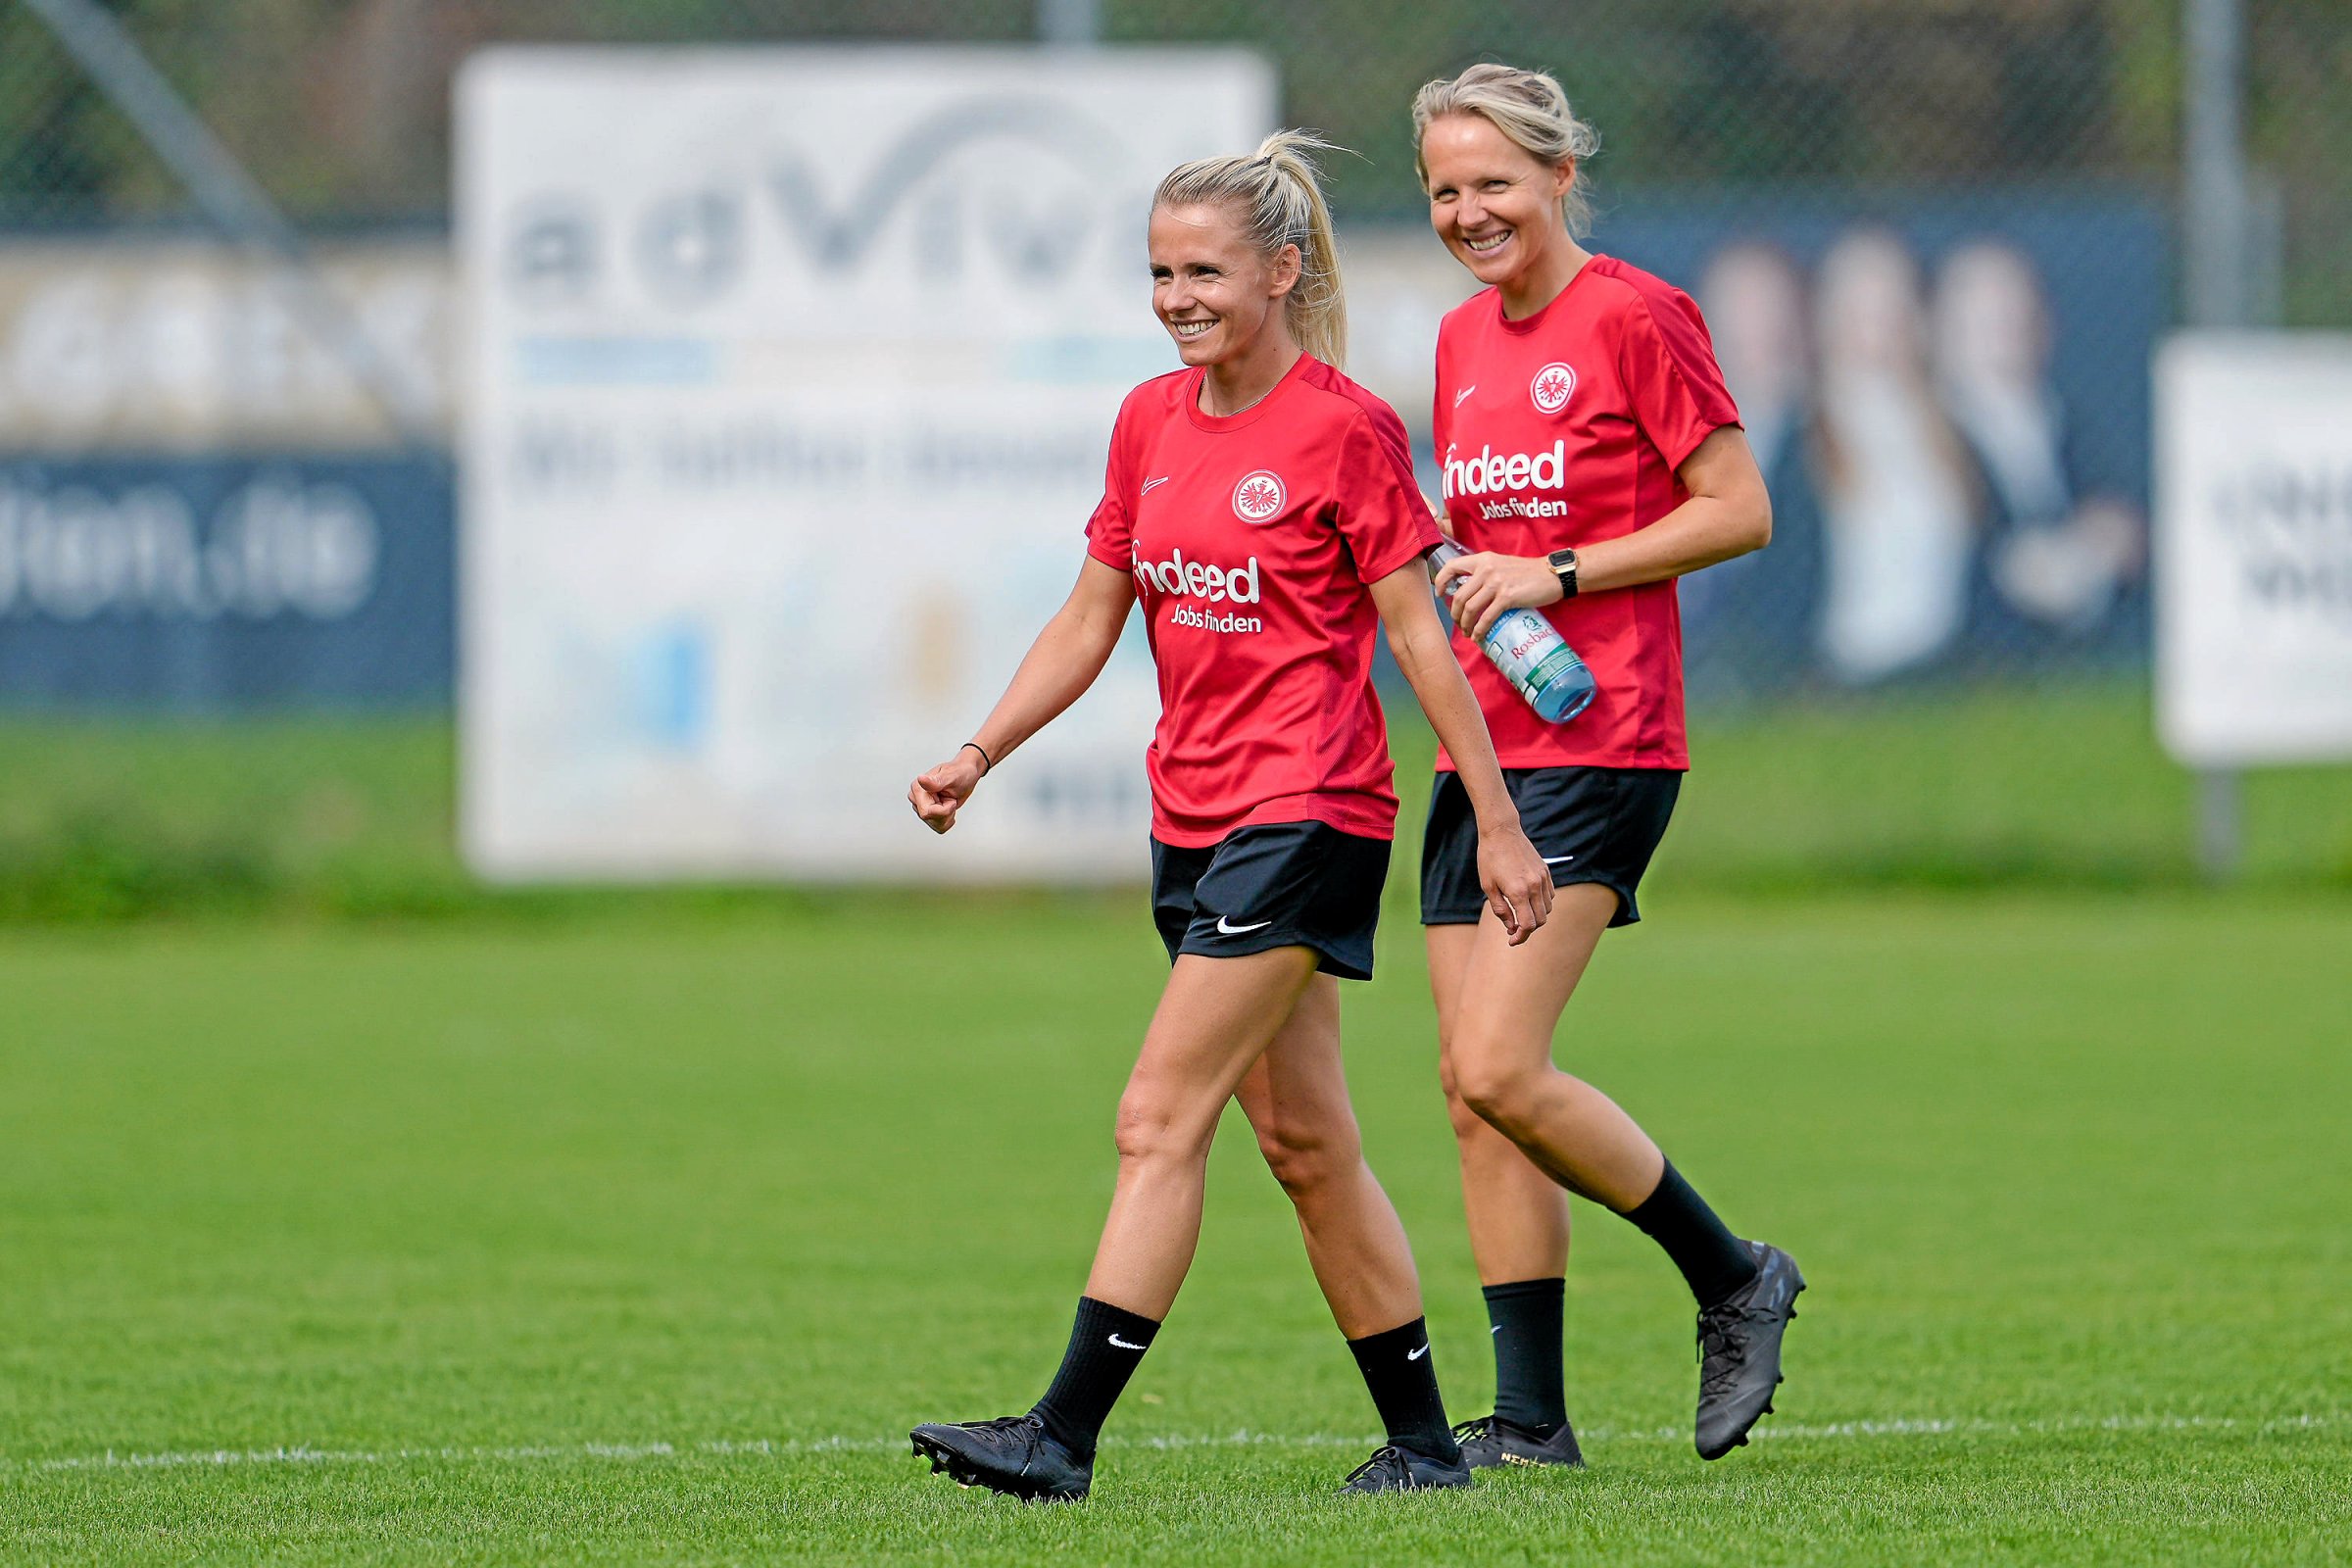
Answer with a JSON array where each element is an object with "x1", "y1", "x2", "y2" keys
[
  {"x1": 1420, "y1": 765, "x2": 1681, "y2": 929},
  {"x1": 1151, "y1": 820, "x2": 1391, "y2": 981}
]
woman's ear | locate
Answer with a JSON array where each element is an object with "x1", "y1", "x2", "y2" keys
[
  {"x1": 1266, "y1": 242, "x2": 1303, "y2": 299},
  {"x1": 1555, "y1": 158, "x2": 1578, "y2": 205}
]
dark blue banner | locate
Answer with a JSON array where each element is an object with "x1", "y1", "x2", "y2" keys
[
  {"x1": 1602, "y1": 191, "x2": 2165, "y2": 692},
  {"x1": 0, "y1": 455, "x2": 452, "y2": 708}
]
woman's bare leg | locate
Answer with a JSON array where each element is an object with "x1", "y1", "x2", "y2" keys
[
  {"x1": 912, "y1": 945, "x2": 1324, "y2": 1496},
  {"x1": 1426, "y1": 923, "x2": 1572, "y2": 1285},
  {"x1": 1231, "y1": 974, "x2": 1421, "y2": 1337},
  {"x1": 1441, "y1": 884, "x2": 1665, "y2": 1211},
  {"x1": 1230, "y1": 971, "x2": 1463, "y2": 1462},
  {"x1": 1432, "y1": 882, "x2": 1798, "y2": 1464},
  {"x1": 1083, "y1": 946, "x2": 1322, "y2": 1315}
]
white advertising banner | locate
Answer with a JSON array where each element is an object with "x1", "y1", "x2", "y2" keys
[
  {"x1": 2156, "y1": 333, "x2": 2352, "y2": 767},
  {"x1": 456, "y1": 48, "x2": 1274, "y2": 880}
]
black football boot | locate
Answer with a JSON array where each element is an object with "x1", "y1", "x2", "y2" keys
[
  {"x1": 1450, "y1": 1413, "x2": 1587, "y2": 1470},
  {"x1": 909, "y1": 1414, "x2": 1091, "y2": 1501},
  {"x1": 1694, "y1": 1240, "x2": 1805, "y2": 1460},
  {"x1": 1337, "y1": 1442, "x2": 1474, "y2": 1494}
]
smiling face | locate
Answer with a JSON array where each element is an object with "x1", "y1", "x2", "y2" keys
[
  {"x1": 1421, "y1": 113, "x2": 1575, "y2": 290},
  {"x1": 1149, "y1": 201, "x2": 1298, "y2": 368}
]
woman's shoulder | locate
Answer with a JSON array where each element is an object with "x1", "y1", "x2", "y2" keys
[
  {"x1": 1293, "y1": 359, "x2": 1410, "y2": 444},
  {"x1": 1437, "y1": 286, "x2": 1501, "y2": 341},
  {"x1": 1118, "y1": 366, "x2": 1196, "y2": 416},
  {"x1": 1580, "y1": 255, "x2": 1708, "y2": 331}
]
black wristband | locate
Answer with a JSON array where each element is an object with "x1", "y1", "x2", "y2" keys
[
  {"x1": 960, "y1": 741, "x2": 994, "y2": 776},
  {"x1": 1547, "y1": 547, "x2": 1580, "y2": 599}
]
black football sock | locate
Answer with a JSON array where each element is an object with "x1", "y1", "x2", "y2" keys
[
  {"x1": 1622, "y1": 1158, "x2": 1759, "y2": 1307},
  {"x1": 1030, "y1": 1297, "x2": 1159, "y2": 1460},
  {"x1": 1346, "y1": 1317, "x2": 1460, "y2": 1462},
  {"x1": 1482, "y1": 1278, "x2": 1567, "y2": 1437}
]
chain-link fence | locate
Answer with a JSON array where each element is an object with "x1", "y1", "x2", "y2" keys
[
  {"x1": 6, "y1": 1, "x2": 2346, "y2": 304},
  {"x1": 0, "y1": 1, "x2": 2346, "y2": 888}
]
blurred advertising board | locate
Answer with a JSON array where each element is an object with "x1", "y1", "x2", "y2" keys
[
  {"x1": 1605, "y1": 197, "x2": 2164, "y2": 695},
  {"x1": 0, "y1": 238, "x2": 453, "y2": 708},
  {"x1": 2156, "y1": 333, "x2": 2352, "y2": 766},
  {"x1": 455, "y1": 48, "x2": 1272, "y2": 882},
  {"x1": 0, "y1": 239, "x2": 449, "y2": 453}
]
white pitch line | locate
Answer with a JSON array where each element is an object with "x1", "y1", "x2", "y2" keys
[{"x1": 5, "y1": 1411, "x2": 2338, "y2": 1476}]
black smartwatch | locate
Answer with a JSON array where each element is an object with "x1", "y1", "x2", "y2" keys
[{"x1": 1546, "y1": 547, "x2": 1580, "y2": 599}]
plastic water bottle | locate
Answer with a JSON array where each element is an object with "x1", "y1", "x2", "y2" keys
[{"x1": 1429, "y1": 541, "x2": 1596, "y2": 723}]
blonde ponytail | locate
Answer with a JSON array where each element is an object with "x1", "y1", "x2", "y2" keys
[{"x1": 1153, "y1": 129, "x2": 1349, "y2": 368}]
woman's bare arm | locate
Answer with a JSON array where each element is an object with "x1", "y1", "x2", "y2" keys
[
  {"x1": 1437, "y1": 424, "x2": 1773, "y2": 639},
  {"x1": 909, "y1": 558, "x2": 1137, "y2": 833},
  {"x1": 1369, "y1": 563, "x2": 1551, "y2": 942}
]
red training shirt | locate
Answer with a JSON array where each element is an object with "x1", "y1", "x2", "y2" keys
[
  {"x1": 1432, "y1": 255, "x2": 1740, "y2": 773},
  {"x1": 1086, "y1": 353, "x2": 1445, "y2": 848}
]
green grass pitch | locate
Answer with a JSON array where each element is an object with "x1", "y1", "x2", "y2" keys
[{"x1": 3, "y1": 883, "x2": 2347, "y2": 1563}]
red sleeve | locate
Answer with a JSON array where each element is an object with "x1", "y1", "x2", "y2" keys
[
  {"x1": 1618, "y1": 287, "x2": 1741, "y2": 472},
  {"x1": 1333, "y1": 407, "x2": 1445, "y2": 584},
  {"x1": 1083, "y1": 400, "x2": 1136, "y2": 570}
]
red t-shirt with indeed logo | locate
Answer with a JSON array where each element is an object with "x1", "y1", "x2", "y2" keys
[
  {"x1": 1086, "y1": 353, "x2": 1445, "y2": 848},
  {"x1": 1432, "y1": 255, "x2": 1740, "y2": 773}
]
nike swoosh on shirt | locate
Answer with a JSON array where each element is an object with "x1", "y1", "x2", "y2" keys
[
  {"x1": 1216, "y1": 916, "x2": 1273, "y2": 935},
  {"x1": 1543, "y1": 855, "x2": 1577, "y2": 864},
  {"x1": 1454, "y1": 385, "x2": 1476, "y2": 408},
  {"x1": 1407, "y1": 1344, "x2": 1430, "y2": 1361},
  {"x1": 1141, "y1": 476, "x2": 1172, "y2": 495}
]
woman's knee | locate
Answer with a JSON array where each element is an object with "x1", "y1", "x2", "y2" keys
[
  {"x1": 1438, "y1": 1057, "x2": 1490, "y2": 1142},
  {"x1": 1111, "y1": 1087, "x2": 1217, "y2": 1169},
  {"x1": 1450, "y1": 1042, "x2": 1549, "y2": 1136},
  {"x1": 1253, "y1": 1109, "x2": 1362, "y2": 1199}
]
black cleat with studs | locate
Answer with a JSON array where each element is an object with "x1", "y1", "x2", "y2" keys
[
  {"x1": 1337, "y1": 1442, "x2": 1474, "y2": 1494},
  {"x1": 909, "y1": 1414, "x2": 1092, "y2": 1502},
  {"x1": 1694, "y1": 1239, "x2": 1805, "y2": 1460},
  {"x1": 1451, "y1": 1412, "x2": 1587, "y2": 1470}
]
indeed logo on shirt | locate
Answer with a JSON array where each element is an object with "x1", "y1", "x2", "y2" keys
[
  {"x1": 1443, "y1": 440, "x2": 1572, "y2": 521},
  {"x1": 1442, "y1": 440, "x2": 1567, "y2": 498},
  {"x1": 1134, "y1": 547, "x2": 1260, "y2": 606}
]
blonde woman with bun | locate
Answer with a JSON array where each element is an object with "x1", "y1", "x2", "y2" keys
[
  {"x1": 1408, "y1": 64, "x2": 1804, "y2": 1468},
  {"x1": 906, "y1": 131, "x2": 1550, "y2": 1500}
]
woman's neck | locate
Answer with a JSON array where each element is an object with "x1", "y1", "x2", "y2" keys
[
  {"x1": 1499, "y1": 237, "x2": 1594, "y2": 321},
  {"x1": 1200, "y1": 329, "x2": 1303, "y2": 417}
]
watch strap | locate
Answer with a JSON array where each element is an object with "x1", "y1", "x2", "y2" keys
[{"x1": 1547, "y1": 547, "x2": 1580, "y2": 599}]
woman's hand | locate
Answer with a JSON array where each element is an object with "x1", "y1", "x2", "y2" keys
[
  {"x1": 1476, "y1": 821, "x2": 1553, "y2": 945},
  {"x1": 1433, "y1": 552, "x2": 1561, "y2": 640},
  {"x1": 908, "y1": 749, "x2": 986, "y2": 834}
]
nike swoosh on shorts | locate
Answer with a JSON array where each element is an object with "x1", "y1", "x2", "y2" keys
[{"x1": 1216, "y1": 916, "x2": 1273, "y2": 935}]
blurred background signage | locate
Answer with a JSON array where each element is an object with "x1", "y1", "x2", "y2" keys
[
  {"x1": 455, "y1": 48, "x2": 1273, "y2": 881},
  {"x1": 2157, "y1": 334, "x2": 2352, "y2": 766},
  {"x1": 0, "y1": 239, "x2": 452, "y2": 706}
]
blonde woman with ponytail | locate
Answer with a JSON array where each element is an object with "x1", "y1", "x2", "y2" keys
[
  {"x1": 906, "y1": 130, "x2": 1549, "y2": 1499},
  {"x1": 1406, "y1": 64, "x2": 1801, "y2": 1470}
]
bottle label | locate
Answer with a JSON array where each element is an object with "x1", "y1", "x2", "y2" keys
[{"x1": 1522, "y1": 642, "x2": 1585, "y2": 691}]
